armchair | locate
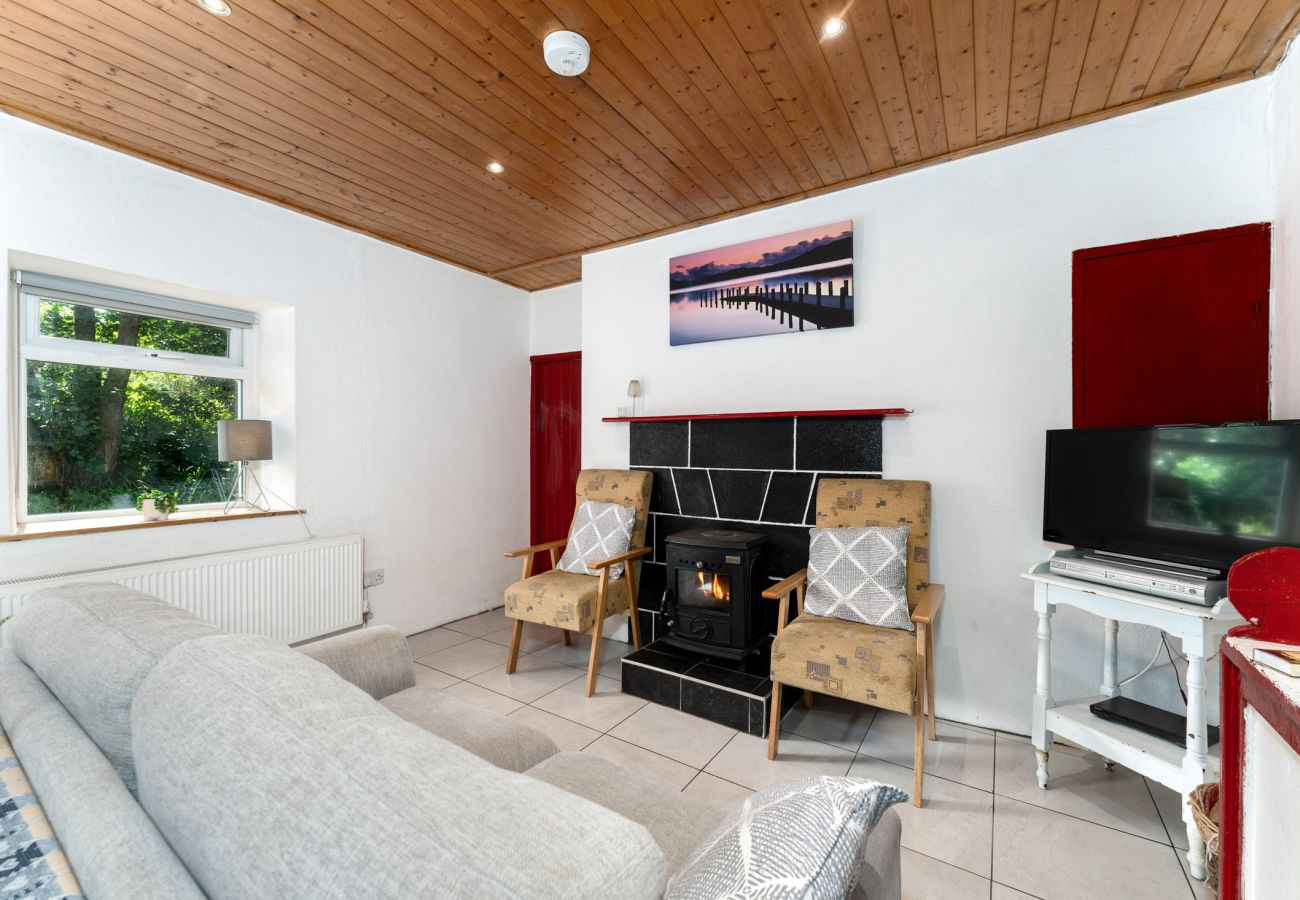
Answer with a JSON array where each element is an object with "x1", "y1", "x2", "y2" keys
[
  {"x1": 764, "y1": 479, "x2": 944, "y2": 806},
  {"x1": 503, "y1": 469, "x2": 653, "y2": 696}
]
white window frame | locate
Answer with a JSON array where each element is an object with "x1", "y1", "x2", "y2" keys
[{"x1": 14, "y1": 273, "x2": 258, "y2": 524}]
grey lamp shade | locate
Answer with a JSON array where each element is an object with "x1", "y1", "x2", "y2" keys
[{"x1": 217, "y1": 419, "x2": 273, "y2": 462}]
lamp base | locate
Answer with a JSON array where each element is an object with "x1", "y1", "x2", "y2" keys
[{"x1": 224, "y1": 463, "x2": 270, "y2": 515}]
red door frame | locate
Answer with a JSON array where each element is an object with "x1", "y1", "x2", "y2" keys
[
  {"x1": 529, "y1": 351, "x2": 581, "y2": 554},
  {"x1": 1072, "y1": 223, "x2": 1271, "y2": 428}
]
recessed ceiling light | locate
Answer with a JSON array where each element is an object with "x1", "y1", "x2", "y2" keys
[
  {"x1": 486, "y1": 161, "x2": 505, "y2": 175},
  {"x1": 820, "y1": 17, "x2": 847, "y2": 39},
  {"x1": 196, "y1": 0, "x2": 232, "y2": 16}
]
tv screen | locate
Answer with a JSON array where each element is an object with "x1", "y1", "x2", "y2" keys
[{"x1": 1044, "y1": 422, "x2": 1300, "y2": 572}]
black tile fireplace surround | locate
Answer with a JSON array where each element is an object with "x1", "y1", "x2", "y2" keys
[
  {"x1": 628, "y1": 414, "x2": 883, "y2": 644},
  {"x1": 619, "y1": 413, "x2": 884, "y2": 734}
]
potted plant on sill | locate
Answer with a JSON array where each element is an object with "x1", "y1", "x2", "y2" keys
[{"x1": 136, "y1": 488, "x2": 179, "y2": 522}]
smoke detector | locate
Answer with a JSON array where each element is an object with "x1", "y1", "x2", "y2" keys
[{"x1": 543, "y1": 30, "x2": 591, "y2": 77}]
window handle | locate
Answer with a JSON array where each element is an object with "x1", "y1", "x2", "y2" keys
[{"x1": 143, "y1": 350, "x2": 186, "y2": 360}]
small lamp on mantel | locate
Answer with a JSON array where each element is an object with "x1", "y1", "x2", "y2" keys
[
  {"x1": 627, "y1": 379, "x2": 642, "y2": 418},
  {"x1": 218, "y1": 419, "x2": 273, "y2": 514}
]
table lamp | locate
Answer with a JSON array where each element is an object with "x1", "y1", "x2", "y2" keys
[
  {"x1": 218, "y1": 419, "x2": 273, "y2": 513},
  {"x1": 627, "y1": 379, "x2": 642, "y2": 417}
]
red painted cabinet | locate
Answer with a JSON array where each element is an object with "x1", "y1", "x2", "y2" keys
[{"x1": 1073, "y1": 224, "x2": 1271, "y2": 429}]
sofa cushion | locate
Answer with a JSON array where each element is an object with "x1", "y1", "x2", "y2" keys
[
  {"x1": 132, "y1": 634, "x2": 667, "y2": 900},
  {"x1": 381, "y1": 683, "x2": 558, "y2": 772},
  {"x1": 528, "y1": 751, "x2": 726, "y2": 874},
  {"x1": 7, "y1": 582, "x2": 222, "y2": 792},
  {"x1": 0, "y1": 650, "x2": 206, "y2": 900},
  {"x1": 296, "y1": 625, "x2": 415, "y2": 699},
  {"x1": 665, "y1": 776, "x2": 908, "y2": 900}
]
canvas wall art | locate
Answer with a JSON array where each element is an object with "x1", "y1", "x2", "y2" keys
[{"x1": 668, "y1": 220, "x2": 854, "y2": 346}]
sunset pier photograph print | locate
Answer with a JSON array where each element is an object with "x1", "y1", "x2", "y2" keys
[{"x1": 668, "y1": 220, "x2": 854, "y2": 346}]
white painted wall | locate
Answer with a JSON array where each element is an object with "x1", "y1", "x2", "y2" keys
[
  {"x1": 529, "y1": 282, "x2": 582, "y2": 356},
  {"x1": 0, "y1": 113, "x2": 530, "y2": 636},
  {"x1": 581, "y1": 83, "x2": 1274, "y2": 732},
  {"x1": 1271, "y1": 45, "x2": 1300, "y2": 417}
]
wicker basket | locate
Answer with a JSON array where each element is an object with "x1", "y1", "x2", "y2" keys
[{"x1": 1189, "y1": 782, "x2": 1220, "y2": 891}]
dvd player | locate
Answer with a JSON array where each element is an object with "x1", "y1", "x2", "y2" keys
[{"x1": 1048, "y1": 551, "x2": 1225, "y2": 606}]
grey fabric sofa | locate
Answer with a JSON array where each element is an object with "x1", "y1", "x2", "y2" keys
[{"x1": 0, "y1": 583, "x2": 902, "y2": 899}]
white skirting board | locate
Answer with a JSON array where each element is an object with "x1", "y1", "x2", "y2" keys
[{"x1": 0, "y1": 535, "x2": 364, "y2": 646}]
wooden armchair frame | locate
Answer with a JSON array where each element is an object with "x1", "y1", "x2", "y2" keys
[
  {"x1": 503, "y1": 540, "x2": 652, "y2": 696},
  {"x1": 763, "y1": 572, "x2": 945, "y2": 806}
]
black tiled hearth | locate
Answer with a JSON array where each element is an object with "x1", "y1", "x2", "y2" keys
[{"x1": 621, "y1": 639, "x2": 794, "y2": 737}]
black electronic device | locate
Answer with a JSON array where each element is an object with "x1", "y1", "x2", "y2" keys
[
  {"x1": 1088, "y1": 696, "x2": 1220, "y2": 749},
  {"x1": 1044, "y1": 421, "x2": 1300, "y2": 574}
]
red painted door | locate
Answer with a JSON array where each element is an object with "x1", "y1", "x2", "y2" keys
[
  {"x1": 1073, "y1": 224, "x2": 1271, "y2": 428},
  {"x1": 530, "y1": 352, "x2": 581, "y2": 573}
]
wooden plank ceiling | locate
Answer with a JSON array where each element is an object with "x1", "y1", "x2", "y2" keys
[{"x1": 1, "y1": 0, "x2": 1298, "y2": 290}]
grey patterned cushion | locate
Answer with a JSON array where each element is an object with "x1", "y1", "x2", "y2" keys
[
  {"x1": 805, "y1": 525, "x2": 913, "y2": 631},
  {"x1": 557, "y1": 500, "x2": 636, "y2": 579},
  {"x1": 666, "y1": 776, "x2": 908, "y2": 900}
]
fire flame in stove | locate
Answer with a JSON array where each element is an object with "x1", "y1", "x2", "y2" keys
[{"x1": 696, "y1": 572, "x2": 727, "y2": 600}]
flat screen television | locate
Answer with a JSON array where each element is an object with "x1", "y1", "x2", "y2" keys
[{"x1": 1044, "y1": 421, "x2": 1300, "y2": 573}]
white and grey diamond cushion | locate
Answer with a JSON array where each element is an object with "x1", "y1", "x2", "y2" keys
[
  {"x1": 556, "y1": 500, "x2": 637, "y2": 579},
  {"x1": 805, "y1": 525, "x2": 912, "y2": 631},
  {"x1": 666, "y1": 776, "x2": 909, "y2": 900}
]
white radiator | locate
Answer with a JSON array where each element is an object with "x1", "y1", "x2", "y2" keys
[{"x1": 0, "y1": 535, "x2": 363, "y2": 646}]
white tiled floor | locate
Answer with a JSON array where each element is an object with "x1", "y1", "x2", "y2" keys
[{"x1": 409, "y1": 610, "x2": 1207, "y2": 900}]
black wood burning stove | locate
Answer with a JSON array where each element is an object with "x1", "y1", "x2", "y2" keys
[{"x1": 662, "y1": 529, "x2": 768, "y2": 659}]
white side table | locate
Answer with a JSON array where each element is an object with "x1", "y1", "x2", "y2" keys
[{"x1": 1023, "y1": 561, "x2": 1244, "y2": 881}]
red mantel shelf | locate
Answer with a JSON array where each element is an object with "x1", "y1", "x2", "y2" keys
[{"x1": 601, "y1": 408, "x2": 911, "y2": 423}]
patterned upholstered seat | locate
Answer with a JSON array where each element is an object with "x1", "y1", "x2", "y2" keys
[
  {"x1": 766, "y1": 479, "x2": 944, "y2": 807},
  {"x1": 505, "y1": 570, "x2": 632, "y2": 634},
  {"x1": 503, "y1": 469, "x2": 653, "y2": 696},
  {"x1": 770, "y1": 616, "x2": 917, "y2": 716}
]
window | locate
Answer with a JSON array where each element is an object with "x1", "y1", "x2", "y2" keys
[{"x1": 15, "y1": 271, "x2": 257, "y2": 519}]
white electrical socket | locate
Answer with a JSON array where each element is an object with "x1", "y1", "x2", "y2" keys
[{"x1": 363, "y1": 569, "x2": 385, "y2": 588}]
